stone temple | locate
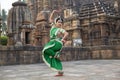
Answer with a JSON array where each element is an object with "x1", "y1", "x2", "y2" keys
[
  {"x1": 7, "y1": 0, "x2": 120, "y2": 47},
  {"x1": 0, "y1": 0, "x2": 119, "y2": 65}
]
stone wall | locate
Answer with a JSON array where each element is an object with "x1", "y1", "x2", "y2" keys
[
  {"x1": 0, "y1": 46, "x2": 42, "y2": 66},
  {"x1": 0, "y1": 45, "x2": 120, "y2": 66}
]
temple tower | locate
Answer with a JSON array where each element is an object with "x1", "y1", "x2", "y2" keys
[
  {"x1": 7, "y1": 0, "x2": 34, "y2": 46},
  {"x1": 33, "y1": 0, "x2": 51, "y2": 46},
  {"x1": 63, "y1": 0, "x2": 81, "y2": 46}
]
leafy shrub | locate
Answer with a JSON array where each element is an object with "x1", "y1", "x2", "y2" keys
[{"x1": 0, "y1": 36, "x2": 8, "y2": 45}]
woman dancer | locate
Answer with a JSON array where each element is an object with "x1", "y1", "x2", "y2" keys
[{"x1": 42, "y1": 10, "x2": 68, "y2": 76}]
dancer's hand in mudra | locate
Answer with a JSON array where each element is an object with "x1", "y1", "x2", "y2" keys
[{"x1": 61, "y1": 39, "x2": 66, "y2": 44}]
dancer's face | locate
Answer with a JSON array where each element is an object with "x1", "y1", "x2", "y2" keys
[{"x1": 56, "y1": 20, "x2": 63, "y2": 28}]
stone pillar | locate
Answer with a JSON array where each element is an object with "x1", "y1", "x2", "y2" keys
[
  {"x1": 114, "y1": 0, "x2": 120, "y2": 15},
  {"x1": 114, "y1": 0, "x2": 119, "y2": 12},
  {"x1": 42, "y1": 30, "x2": 49, "y2": 46},
  {"x1": 100, "y1": 23, "x2": 109, "y2": 45},
  {"x1": 21, "y1": 29, "x2": 25, "y2": 45},
  {"x1": 7, "y1": 33, "x2": 15, "y2": 46}
]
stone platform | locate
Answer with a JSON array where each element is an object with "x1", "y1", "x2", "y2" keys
[{"x1": 0, "y1": 60, "x2": 120, "y2": 80}]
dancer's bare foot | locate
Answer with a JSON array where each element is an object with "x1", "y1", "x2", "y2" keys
[{"x1": 55, "y1": 71, "x2": 64, "y2": 77}]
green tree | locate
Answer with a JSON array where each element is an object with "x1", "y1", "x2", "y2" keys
[
  {"x1": 2, "y1": 9, "x2": 7, "y2": 21},
  {"x1": 22, "y1": 0, "x2": 26, "y2": 3},
  {"x1": 0, "y1": 11, "x2": 1, "y2": 18},
  {"x1": 1, "y1": 9, "x2": 7, "y2": 35}
]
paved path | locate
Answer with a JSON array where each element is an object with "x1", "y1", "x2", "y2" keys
[{"x1": 0, "y1": 60, "x2": 120, "y2": 80}]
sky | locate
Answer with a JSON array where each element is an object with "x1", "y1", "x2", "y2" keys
[{"x1": 0, "y1": 0, "x2": 18, "y2": 13}]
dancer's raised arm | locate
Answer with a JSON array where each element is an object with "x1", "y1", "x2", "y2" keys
[{"x1": 49, "y1": 10, "x2": 60, "y2": 23}]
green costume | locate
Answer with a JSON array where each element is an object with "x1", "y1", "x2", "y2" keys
[{"x1": 42, "y1": 23, "x2": 66, "y2": 71}]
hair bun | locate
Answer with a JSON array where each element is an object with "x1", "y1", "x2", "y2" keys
[{"x1": 54, "y1": 16, "x2": 63, "y2": 23}]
